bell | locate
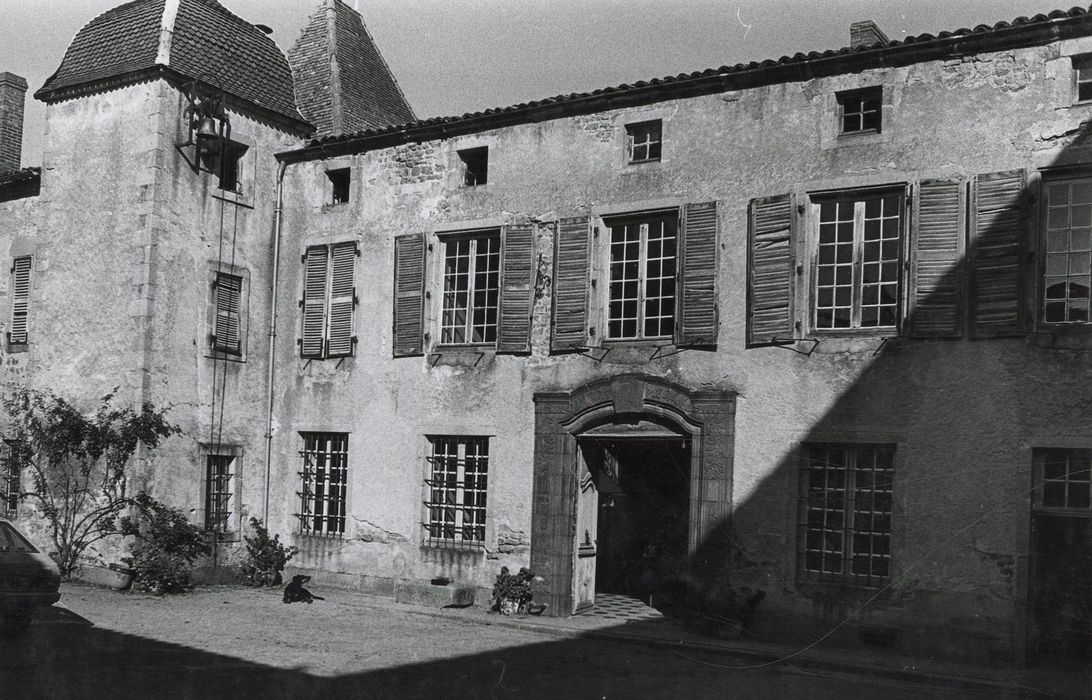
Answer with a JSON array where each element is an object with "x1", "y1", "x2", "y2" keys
[{"x1": 195, "y1": 116, "x2": 220, "y2": 147}]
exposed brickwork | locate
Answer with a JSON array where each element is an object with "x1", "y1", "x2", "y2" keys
[
  {"x1": 0, "y1": 73, "x2": 28, "y2": 172},
  {"x1": 575, "y1": 113, "x2": 614, "y2": 142},
  {"x1": 850, "y1": 20, "x2": 889, "y2": 49},
  {"x1": 379, "y1": 142, "x2": 442, "y2": 185}
]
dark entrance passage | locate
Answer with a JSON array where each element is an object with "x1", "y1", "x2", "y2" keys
[{"x1": 1028, "y1": 513, "x2": 1092, "y2": 665}]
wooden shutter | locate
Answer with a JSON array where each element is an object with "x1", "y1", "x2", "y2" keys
[
  {"x1": 909, "y1": 179, "x2": 965, "y2": 338},
  {"x1": 9, "y1": 256, "x2": 31, "y2": 345},
  {"x1": 326, "y1": 242, "x2": 357, "y2": 357},
  {"x1": 676, "y1": 202, "x2": 719, "y2": 347},
  {"x1": 393, "y1": 233, "x2": 426, "y2": 357},
  {"x1": 971, "y1": 170, "x2": 1027, "y2": 337},
  {"x1": 551, "y1": 216, "x2": 591, "y2": 352},
  {"x1": 213, "y1": 272, "x2": 242, "y2": 354},
  {"x1": 301, "y1": 246, "x2": 329, "y2": 358},
  {"x1": 747, "y1": 195, "x2": 795, "y2": 345},
  {"x1": 497, "y1": 223, "x2": 535, "y2": 354}
]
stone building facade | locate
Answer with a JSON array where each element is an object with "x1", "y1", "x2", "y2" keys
[{"x1": 1, "y1": 0, "x2": 1091, "y2": 665}]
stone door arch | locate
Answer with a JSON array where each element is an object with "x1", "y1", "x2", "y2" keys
[{"x1": 531, "y1": 374, "x2": 736, "y2": 616}]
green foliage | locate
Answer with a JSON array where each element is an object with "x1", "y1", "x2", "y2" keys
[
  {"x1": 238, "y1": 517, "x2": 295, "y2": 587},
  {"x1": 1, "y1": 386, "x2": 179, "y2": 576},
  {"x1": 490, "y1": 566, "x2": 536, "y2": 610},
  {"x1": 125, "y1": 493, "x2": 211, "y2": 594}
]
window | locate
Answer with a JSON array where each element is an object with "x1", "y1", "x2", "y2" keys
[
  {"x1": 1035, "y1": 448, "x2": 1091, "y2": 511},
  {"x1": 204, "y1": 454, "x2": 235, "y2": 533},
  {"x1": 458, "y1": 147, "x2": 488, "y2": 186},
  {"x1": 0, "y1": 441, "x2": 20, "y2": 518},
  {"x1": 9, "y1": 255, "x2": 30, "y2": 346},
  {"x1": 211, "y1": 272, "x2": 243, "y2": 355},
  {"x1": 301, "y1": 242, "x2": 357, "y2": 358},
  {"x1": 800, "y1": 443, "x2": 894, "y2": 586},
  {"x1": 424, "y1": 436, "x2": 488, "y2": 547},
  {"x1": 296, "y1": 432, "x2": 348, "y2": 536},
  {"x1": 440, "y1": 231, "x2": 500, "y2": 345},
  {"x1": 1075, "y1": 56, "x2": 1092, "y2": 103},
  {"x1": 625, "y1": 120, "x2": 662, "y2": 163},
  {"x1": 605, "y1": 212, "x2": 677, "y2": 339},
  {"x1": 837, "y1": 87, "x2": 882, "y2": 134},
  {"x1": 812, "y1": 191, "x2": 903, "y2": 330},
  {"x1": 1043, "y1": 178, "x2": 1092, "y2": 324},
  {"x1": 327, "y1": 168, "x2": 351, "y2": 205}
]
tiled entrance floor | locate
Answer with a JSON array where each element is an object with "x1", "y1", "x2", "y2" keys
[{"x1": 591, "y1": 592, "x2": 669, "y2": 622}]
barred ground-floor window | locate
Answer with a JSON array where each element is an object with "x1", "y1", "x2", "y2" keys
[
  {"x1": 204, "y1": 454, "x2": 235, "y2": 533},
  {"x1": 0, "y1": 440, "x2": 20, "y2": 518},
  {"x1": 297, "y1": 432, "x2": 348, "y2": 536},
  {"x1": 424, "y1": 436, "x2": 488, "y2": 547}
]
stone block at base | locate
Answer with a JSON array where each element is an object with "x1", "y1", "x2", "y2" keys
[
  {"x1": 394, "y1": 580, "x2": 475, "y2": 608},
  {"x1": 75, "y1": 565, "x2": 132, "y2": 591}
]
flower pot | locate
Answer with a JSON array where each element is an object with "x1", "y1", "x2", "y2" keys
[{"x1": 498, "y1": 598, "x2": 519, "y2": 616}]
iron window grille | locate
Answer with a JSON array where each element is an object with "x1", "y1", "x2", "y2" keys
[
  {"x1": 1034, "y1": 448, "x2": 1092, "y2": 511},
  {"x1": 0, "y1": 441, "x2": 21, "y2": 518},
  {"x1": 423, "y1": 436, "x2": 488, "y2": 547},
  {"x1": 204, "y1": 455, "x2": 235, "y2": 533},
  {"x1": 625, "y1": 120, "x2": 662, "y2": 163},
  {"x1": 837, "y1": 87, "x2": 882, "y2": 134},
  {"x1": 296, "y1": 432, "x2": 348, "y2": 536},
  {"x1": 606, "y1": 212, "x2": 677, "y2": 340},
  {"x1": 799, "y1": 443, "x2": 894, "y2": 587},
  {"x1": 440, "y1": 232, "x2": 500, "y2": 344},
  {"x1": 1042, "y1": 178, "x2": 1092, "y2": 324}
]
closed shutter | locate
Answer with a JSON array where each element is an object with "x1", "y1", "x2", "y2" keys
[
  {"x1": 497, "y1": 223, "x2": 535, "y2": 354},
  {"x1": 747, "y1": 195, "x2": 795, "y2": 345},
  {"x1": 301, "y1": 246, "x2": 329, "y2": 358},
  {"x1": 9, "y1": 256, "x2": 31, "y2": 345},
  {"x1": 326, "y1": 242, "x2": 357, "y2": 357},
  {"x1": 909, "y1": 179, "x2": 965, "y2": 338},
  {"x1": 971, "y1": 170, "x2": 1026, "y2": 337},
  {"x1": 551, "y1": 216, "x2": 591, "y2": 352},
  {"x1": 676, "y1": 202, "x2": 719, "y2": 347},
  {"x1": 213, "y1": 272, "x2": 242, "y2": 354},
  {"x1": 393, "y1": 233, "x2": 426, "y2": 357}
]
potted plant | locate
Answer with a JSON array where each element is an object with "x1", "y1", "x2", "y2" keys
[
  {"x1": 491, "y1": 566, "x2": 535, "y2": 615},
  {"x1": 238, "y1": 517, "x2": 296, "y2": 587}
]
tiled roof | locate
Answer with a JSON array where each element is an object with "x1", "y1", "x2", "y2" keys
[
  {"x1": 301, "y1": 5, "x2": 1092, "y2": 151},
  {"x1": 36, "y1": 0, "x2": 309, "y2": 130}
]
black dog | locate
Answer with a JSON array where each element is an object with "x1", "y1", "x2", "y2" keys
[{"x1": 282, "y1": 574, "x2": 325, "y2": 604}]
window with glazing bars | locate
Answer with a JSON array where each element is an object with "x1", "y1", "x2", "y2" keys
[
  {"x1": 1036, "y1": 448, "x2": 1091, "y2": 511},
  {"x1": 1043, "y1": 179, "x2": 1092, "y2": 324},
  {"x1": 9, "y1": 256, "x2": 30, "y2": 345},
  {"x1": 297, "y1": 432, "x2": 348, "y2": 535},
  {"x1": 424, "y1": 436, "x2": 488, "y2": 546},
  {"x1": 838, "y1": 87, "x2": 882, "y2": 134},
  {"x1": 1075, "y1": 56, "x2": 1092, "y2": 103},
  {"x1": 625, "y1": 120, "x2": 662, "y2": 163},
  {"x1": 0, "y1": 441, "x2": 20, "y2": 518},
  {"x1": 606, "y1": 212, "x2": 677, "y2": 339},
  {"x1": 440, "y1": 233, "x2": 500, "y2": 344},
  {"x1": 800, "y1": 444, "x2": 894, "y2": 586},
  {"x1": 204, "y1": 455, "x2": 234, "y2": 532}
]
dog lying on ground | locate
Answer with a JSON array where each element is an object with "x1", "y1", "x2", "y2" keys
[{"x1": 282, "y1": 574, "x2": 325, "y2": 604}]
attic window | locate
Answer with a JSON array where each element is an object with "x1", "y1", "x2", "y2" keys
[
  {"x1": 626, "y1": 120, "x2": 662, "y2": 163},
  {"x1": 327, "y1": 168, "x2": 351, "y2": 205},
  {"x1": 458, "y1": 147, "x2": 488, "y2": 187},
  {"x1": 201, "y1": 140, "x2": 249, "y2": 193},
  {"x1": 837, "y1": 87, "x2": 882, "y2": 134},
  {"x1": 1075, "y1": 56, "x2": 1092, "y2": 103}
]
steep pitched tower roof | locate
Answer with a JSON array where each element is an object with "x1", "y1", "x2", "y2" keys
[
  {"x1": 289, "y1": 0, "x2": 416, "y2": 138},
  {"x1": 35, "y1": 0, "x2": 311, "y2": 134}
]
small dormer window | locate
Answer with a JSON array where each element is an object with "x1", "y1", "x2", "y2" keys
[
  {"x1": 458, "y1": 147, "x2": 488, "y2": 187},
  {"x1": 626, "y1": 120, "x2": 662, "y2": 163},
  {"x1": 327, "y1": 168, "x2": 351, "y2": 204},
  {"x1": 837, "y1": 87, "x2": 882, "y2": 134}
]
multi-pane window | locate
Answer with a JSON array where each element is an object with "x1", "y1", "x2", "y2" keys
[
  {"x1": 626, "y1": 120, "x2": 662, "y2": 163},
  {"x1": 1075, "y1": 57, "x2": 1092, "y2": 103},
  {"x1": 211, "y1": 272, "x2": 243, "y2": 355},
  {"x1": 606, "y1": 212, "x2": 677, "y2": 339},
  {"x1": 0, "y1": 441, "x2": 20, "y2": 518},
  {"x1": 297, "y1": 432, "x2": 348, "y2": 536},
  {"x1": 301, "y1": 242, "x2": 357, "y2": 358},
  {"x1": 800, "y1": 443, "x2": 894, "y2": 586},
  {"x1": 1036, "y1": 448, "x2": 1092, "y2": 511},
  {"x1": 1043, "y1": 179, "x2": 1092, "y2": 324},
  {"x1": 424, "y1": 436, "x2": 488, "y2": 546},
  {"x1": 9, "y1": 256, "x2": 30, "y2": 346},
  {"x1": 204, "y1": 455, "x2": 234, "y2": 532},
  {"x1": 813, "y1": 192, "x2": 902, "y2": 330},
  {"x1": 838, "y1": 87, "x2": 882, "y2": 134},
  {"x1": 440, "y1": 233, "x2": 500, "y2": 344}
]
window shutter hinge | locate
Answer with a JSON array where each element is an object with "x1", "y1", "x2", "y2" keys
[
  {"x1": 424, "y1": 332, "x2": 431, "y2": 341},
  {"x1": 590, "y1": 278, "x2": 597, "y2": 288},
  {"x1": 301, "y1": 253, "x2": 307, "y2": 263},
  {"x1": 796, "y1": 265, "x2": 803, "y2": 275},
  {"x1": 794, "y1": 321, "x2": 802, "y2": 331},
  {"x1": 425, "y1": 290, "x2": 431, "y2": 299},
  {"x1": 593, "y1": 226, "x2": 599, "y2": 237},
  {"x1": 427, "y1": 242, "x2": 434, "y2": 252},
  {"x1": 588, "y1": 327, "x2": 596, "y2": 337},
  {"x1": 298, "y1": 299, "x2": 304, "y2": 308},
  {"x1": 796, "y1": 204, "x2": 806, "y2": 215}
]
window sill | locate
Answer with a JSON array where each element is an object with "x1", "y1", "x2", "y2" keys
[
  {"x1": 795, "y1": 578, "x2": 892, "y2": 598},
  {"x1": 321, "y1": 202, "x2": 352, "y2": 213},
  {"x1": 205, "y1": 350, "x2": 246, "y2": 363},
  {"x1": 420, "y1": 540, "x2": 486, "y2": 554},
  {"x1": 5, "y1": 342, "x2": 27, "y2": 354},
  {"x1": 204, "y1": 531, "x2": 240, "y2": 544},
  {"x1": 428, "y1": 346, "x2": 495, "y2": 369}
]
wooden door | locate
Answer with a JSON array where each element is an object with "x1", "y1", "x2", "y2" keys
[
  {"x1": 1029, "y1": 513, "x2": 1092, "y2": 662},
  {"x1": 573, "y1": 447, "x2": 599, "y2": 614}
]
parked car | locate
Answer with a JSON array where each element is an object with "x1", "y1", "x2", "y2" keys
[{"x1": 0, "y1": 517, "x2": 60, "y2": 629}]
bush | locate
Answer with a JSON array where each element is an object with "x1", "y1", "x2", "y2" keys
[
  {"x1": 125, "y1": 494, "x2": 211, "y2": 594},
  {"x1": 238, "y1": 517, "x2": 295, "y2": 587}
]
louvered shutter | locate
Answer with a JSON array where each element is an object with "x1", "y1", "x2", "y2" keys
[
  {"x1": 676, "y1": 202, "x2": 719, "y2": 347},
  {"x1": 213, "y1": 273, "x2": 242, "y2": 354},
  {"x1": 393, "y1": 233, "x2": 426, "y2": 357},
  {"x1": 326, "y1": 242, "x2": 357, "y2": 357},
  {"x1": 497, "y1": 223, "x2": 535, "y2": 354},
  {"x1": 551, "y1": 216, "x2": 591, "y2": 352},
  {"x1": 301, "y1": 246, "x2": 329, "y2": 358},
  {"x1": 909, "y1": 179, "x2": 965, "y2": 338},
  {"x1": 9, "y1": 256, "x2": 30, "y2": 345},
  {"x1": 971, "y1": 170, "x2": 1027, "y2": 337},
  {"x1": 747, "y1": 195, "x2": 795, "y2": 345}
]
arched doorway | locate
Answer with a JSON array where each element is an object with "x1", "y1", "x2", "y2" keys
[{"x1": 531, "y1": 375, "x2": 736, "y2": 616}]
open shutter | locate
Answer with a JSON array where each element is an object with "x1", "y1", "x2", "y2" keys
[
  {"x1": 301, "y1": 246, "x2": 329, "y2": 358},
  {"x1": 675, "y1": 202, "x2": 719, "y2": 347},
  {"x1": 747, "y1": 195, "x2": 795, "y2": 345},
  {"x1": 909, "y1": 179, "x2": 965, "y2": 338},
  {"x1": 213, "y1": 272, "x2": 242, "y2": 354},
  {"x1": 497, "y1": 223, "x2": 535, "y2": 354},
  {"x1": 327, "y1": 242, "x2": 357, "y2": 357},
  {"x1": 551, "y1": 216, "x2": 591, "y2": 352},
  {"x1": 971, "y1": 170, "x2": 1027, "y2": 338},
  {"x1": 393, "y1": 232, "x2": 426, "y2": 357},
  {"x1": 9, "y1": 256, "x2": 30, "y2": 345}
]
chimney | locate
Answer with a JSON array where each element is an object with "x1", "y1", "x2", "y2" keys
[
  {"x1": 0, "y1": 72, "x2": 28, "y2": 172},
  {"x1": 850, "y1": 20, "x2": 889, "y2": 49}
]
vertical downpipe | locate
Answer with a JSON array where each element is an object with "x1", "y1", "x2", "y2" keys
[{"x1": 264, "y1": 161, "x2": 288, "y2": 524}]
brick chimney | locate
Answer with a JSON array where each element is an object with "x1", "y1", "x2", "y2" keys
[
  {"x1": 0, "y1": 72, "x2": 28, "y2": 172},
  {"x1": 850, "y1": 20, "x2": 889, "y2": 49}
]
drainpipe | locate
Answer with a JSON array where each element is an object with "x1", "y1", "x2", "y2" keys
[{"x1": 264, "y1": 160, "x2": 288, "y2": 524}]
